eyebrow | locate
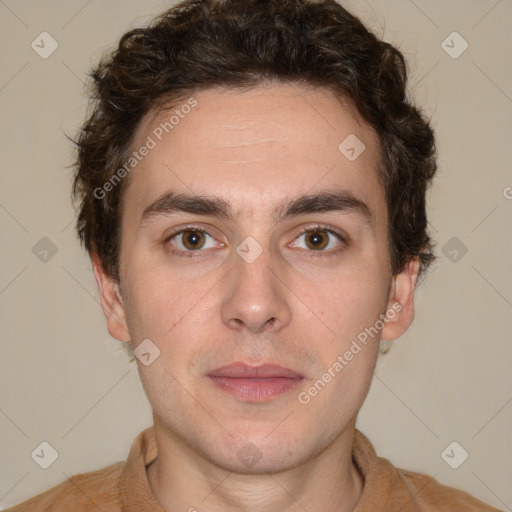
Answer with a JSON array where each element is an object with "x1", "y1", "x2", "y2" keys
[{"x1": 139, "y1": 189, "x2": 374, "y2": 229}]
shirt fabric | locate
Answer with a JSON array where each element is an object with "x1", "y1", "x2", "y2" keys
[{"x1": 5, "y1": 426, "x2": 502, "y2": 511}]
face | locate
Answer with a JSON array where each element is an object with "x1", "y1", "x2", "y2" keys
[{"x1": 93, "y1": 83, "x2": 419, "y2": 473}]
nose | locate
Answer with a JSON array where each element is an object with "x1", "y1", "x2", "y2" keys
[{"x1": 220, "y1": 245, "x2": 292, "y2": 334}]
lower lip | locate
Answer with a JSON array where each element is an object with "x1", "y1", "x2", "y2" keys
[{"x1": 208, "y1": 376, "x2": 303, "y2": 402}]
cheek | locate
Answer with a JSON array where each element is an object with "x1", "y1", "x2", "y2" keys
[
  {"x1": 122, "y1": 263, "x2": 218, "y2": 357},
  {"x1": 303, "y1": 267, "x2": 389, "y2": 348},
  {"x1": 299, "y1": 278, "x2": 382, "y2": 412},
  {"x1": 121, "y1": 268, "x2": 182, "y2": 342}
]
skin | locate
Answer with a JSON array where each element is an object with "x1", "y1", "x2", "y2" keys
[{"x1": 93, "y1": 83, "x2": 419, "y2": 512}]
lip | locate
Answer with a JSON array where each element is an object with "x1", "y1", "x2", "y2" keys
[
  {"x1": 208, "y1": 362, "x2": 303, "y2": 379},
  {"x1": 207, "y1": 362, "x2": 304, "y2": 402}
]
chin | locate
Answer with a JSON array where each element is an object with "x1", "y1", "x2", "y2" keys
[
  {"x1": 210, "y1": 444, "x2": 304, "y2": 475},
  {"x1": 198, "y1": 427, "x2": 318, "y2": 475}
]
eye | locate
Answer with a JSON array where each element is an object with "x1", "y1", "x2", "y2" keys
[
  {"x1": 166, "y1": 226, "x2": 222, "y2": 257},
  {"x1": 290, "y1": 225, "x2": 346, "y2": 253},
  {"x1": 164, "y1": 223, "x2": 346, "y2": 259}
]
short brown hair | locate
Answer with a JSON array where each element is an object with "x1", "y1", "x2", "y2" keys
[{"x1": 71, "y1": 0, "x2": 437, "y2": 282}]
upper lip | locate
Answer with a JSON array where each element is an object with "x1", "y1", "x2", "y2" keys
[{"x1": 208, "y1": 362, "x2": 303, "y2": 379}]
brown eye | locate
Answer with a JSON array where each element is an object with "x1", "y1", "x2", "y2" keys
[
  {"x1": 304, "y1": 230, "x2": 329, "y2": 250},
  {"x1": 291, "y1": 226, "x2": 345, "y2": 254},
  {"x1": 165, "y1": 225, "x2": 224, "y2": 258},
  {"x1": 180, "y1": 230, "x2": 206, "y2": 250}
]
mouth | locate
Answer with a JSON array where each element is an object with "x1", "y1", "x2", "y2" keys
[{"x1": 207, "y1": 362, "x2": 304, "y2": 402}]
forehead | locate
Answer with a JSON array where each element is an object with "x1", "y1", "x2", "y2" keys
[{"x1": 123, "y1": 83, "x2": 387, "y2": 226}]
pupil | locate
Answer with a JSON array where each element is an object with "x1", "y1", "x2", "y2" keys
[
  {"x1": 185, "y1": 231, "x2": 203, "y2": 249},
  {"x1": 308, "y1": 231, "x2": 326, "y2": 249}
]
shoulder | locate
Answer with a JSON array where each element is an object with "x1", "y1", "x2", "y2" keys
[
  {"x1": 3, "y1": 461, "x2": 124, "y2": 512},
  {"x1": 398, "y1": 467, "x2": 504, "y2": 511},
  {"x1": 352, "y1": 429, "x2": 502, "y2": 511}
]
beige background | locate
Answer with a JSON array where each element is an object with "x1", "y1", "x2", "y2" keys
[{"x1": 1, "y1": 0, "x2": 511, "y2": 509}]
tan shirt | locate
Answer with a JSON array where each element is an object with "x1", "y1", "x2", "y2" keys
[{"x1": 5, "y1": 427, "x2": 502, "y2": 511}]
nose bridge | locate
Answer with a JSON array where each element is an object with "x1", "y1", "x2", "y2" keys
[{"x1": 220, "y1": 238, "x2": 292, "y2": 333}]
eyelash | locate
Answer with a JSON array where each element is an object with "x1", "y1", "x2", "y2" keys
[{"x1": 164, "y1": 223, "x2": 347, "y2": 258}]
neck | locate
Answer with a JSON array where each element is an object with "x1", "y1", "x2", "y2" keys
[{"x1": 147, "y1": 417, "x2": 364, "y2": 512}]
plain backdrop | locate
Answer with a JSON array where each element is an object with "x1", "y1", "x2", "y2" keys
[{"x1": 0, "y1": 0, "x2": 511, "y2": 509}]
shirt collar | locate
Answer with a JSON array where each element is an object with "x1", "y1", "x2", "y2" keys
[{"x1": 119, "y1": 425, "x2": 407, "y2": 512}]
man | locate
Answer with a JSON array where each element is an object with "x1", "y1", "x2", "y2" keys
[{"x1": 5, "y1": 0, "x2": 502, "y2": 510}]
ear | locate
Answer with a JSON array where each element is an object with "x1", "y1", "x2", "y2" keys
[
  {"x1": 380, "y1": 256, "x2": 420, "y2": 341},
  {"x1": 91, "y1": 252, "x2": 131, "y2": 342}
]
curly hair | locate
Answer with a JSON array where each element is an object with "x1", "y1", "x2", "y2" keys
[{"x1": 71, "y1": 0, "x2": 437, "y2": 283}]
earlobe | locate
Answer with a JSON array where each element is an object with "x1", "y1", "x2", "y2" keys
[
  {"x1": 91, "y1": 252, "x2": 131, "y2": 343},
  {"x1": 380, "y1": 256, "x2": 420, "y2": 342}
]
